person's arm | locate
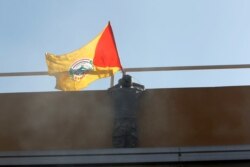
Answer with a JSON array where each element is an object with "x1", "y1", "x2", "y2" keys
[{"x1": 132, "y1": 82, "x2": 145, "y2": 90}]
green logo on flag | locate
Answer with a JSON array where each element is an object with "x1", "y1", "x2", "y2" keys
[{"x1": 69, "y1": 59, "x2": 93, "y2": 81}]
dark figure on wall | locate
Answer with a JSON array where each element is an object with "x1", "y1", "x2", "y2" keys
[{"x1": 108, "y1": 74, "x2": 144, "y2": 148}]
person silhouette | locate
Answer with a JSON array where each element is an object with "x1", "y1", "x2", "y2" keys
[{"x1": 108, "y1": 75, "x2": 144, "y2": 148}]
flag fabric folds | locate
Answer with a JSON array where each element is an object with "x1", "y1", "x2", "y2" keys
[{"x1": 46, "y1": 23, "x2": 123, "y2": 91}]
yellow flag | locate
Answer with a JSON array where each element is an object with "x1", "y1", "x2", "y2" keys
[{"x1": 46, "y1": 23, "x2": 122, "y2": 91}]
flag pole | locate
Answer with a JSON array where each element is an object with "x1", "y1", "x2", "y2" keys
[
  {"x1": 110, "y1": 75, "x2": 114, "y2": 87},
  {"x1": 121, "y1": 69, "x2": 126, "y2": 76}
]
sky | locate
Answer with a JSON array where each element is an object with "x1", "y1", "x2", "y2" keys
[{"x1": 1, "y1": 0, "x2": 250, "y2": 93}]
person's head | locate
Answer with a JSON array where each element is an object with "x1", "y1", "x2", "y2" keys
[{"x1": 121, "y1": 75, "x2": 132, "y2": 88}]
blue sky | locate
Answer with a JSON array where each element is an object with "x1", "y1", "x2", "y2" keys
[{"x1": 1, "y1": 0, "x2": 250, "y2": 93}]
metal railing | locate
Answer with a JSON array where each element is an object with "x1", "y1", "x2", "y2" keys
[
  {"x1": 0, "y1": 145, "x2": 250, "y2": 165},
  {"x1": 1, "y1": 64, "x2": 250, "y2": 87}
]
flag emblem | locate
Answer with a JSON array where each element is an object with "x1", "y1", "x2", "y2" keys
[{"x1": 69, "y1": 59, "x2": 93, "y2": 81}]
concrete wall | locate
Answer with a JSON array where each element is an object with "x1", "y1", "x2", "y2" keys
[
  {"x1": 139, "y1": 86, "x2": 250, "y2": 147},
  {"x1": 0, "y1": 86, "x2": 250, "y2": 151}
]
